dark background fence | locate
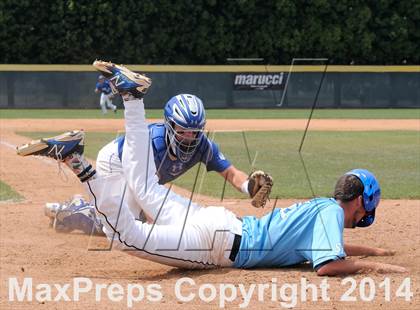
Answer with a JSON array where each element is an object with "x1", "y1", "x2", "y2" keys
[{"x1": 0, "y1": 66, "x2": 418, "y2": 109}]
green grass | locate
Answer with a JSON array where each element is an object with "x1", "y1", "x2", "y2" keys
[
  {"x1": 0, "y1": 180, "x2": 23, "y2": 202},
  {"x1": 17, "y1": 130, "x2": 419, "y2": 199},
  {"x1": 174, "y1": 130, "x2": 420, "y2": 199},
  {"x1": 2, "y1": 108, "x2": 420, "y2": 119}
]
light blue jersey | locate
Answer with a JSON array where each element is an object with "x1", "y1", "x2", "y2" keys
[{"x1": 234, "y1": 198, "x2": 346, "y2": 270}]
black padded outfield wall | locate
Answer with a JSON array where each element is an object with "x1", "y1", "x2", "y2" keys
[{"x1": 0, "y1": 67, "x2": 419, "y2": 109}]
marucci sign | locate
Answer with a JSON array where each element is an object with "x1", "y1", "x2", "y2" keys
[{"x1": 233, "y1": 73, "x2": 286, "y2": 90}]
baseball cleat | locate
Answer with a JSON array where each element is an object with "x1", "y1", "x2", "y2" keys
[
  {"x1": 44, "y1": 202, "x2": 62, "y2": 220},
  {"x1": 45, "y1": 196, "x2": 103, "y2": 235},
  {"x1": 16, "y1": 130, "x2": 85, "y2": 161},
  {"x1": 44, "y1": 195, "x2": 86, "y2": 220},
  {"x1": 92, "y1": 60, "x2": 152, "y2": 99}
]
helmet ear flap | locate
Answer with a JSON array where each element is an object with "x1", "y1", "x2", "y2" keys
[{"x1": 345, "y1": 169, "x2": 381, "y2": 227}]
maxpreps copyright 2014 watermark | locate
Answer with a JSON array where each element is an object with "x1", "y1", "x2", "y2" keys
[{"x1": 8, "y1": 276, "x2": 413, "y2": 308}]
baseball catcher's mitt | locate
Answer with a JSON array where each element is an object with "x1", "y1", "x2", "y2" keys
[{"x1": 248, "y1": 170, "x2": 273, "y2": 208}]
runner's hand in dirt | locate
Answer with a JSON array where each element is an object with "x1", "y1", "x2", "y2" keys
[
  {"x1": 344, "y1": 244, "x2": 396, "y2": 257},
  {"x1": 317, "y1": 259, "x2": 407, "y2": 276}
]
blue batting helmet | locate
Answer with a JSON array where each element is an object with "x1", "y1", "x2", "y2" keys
[
  {"x1": 346, "y1": 169, "x2": 381, "y2": 227},
  {"x1": 163, "y1": 94, "x2": 206, "y2": 162}
]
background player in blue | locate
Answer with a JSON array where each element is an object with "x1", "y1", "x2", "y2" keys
[
  {"x1": 42, "y1": 93, "x2": 267, "y2": 233},
  {"x1": 17, "y1": 60, "x2": 406, "y2": 275},
  {"x1": 95, "y1": 74, "x2": 117, "y2": 114}
]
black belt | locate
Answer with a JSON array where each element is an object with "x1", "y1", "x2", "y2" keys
[{"x1": 229, "y1": 234, "x2": 242, "y2": 262}]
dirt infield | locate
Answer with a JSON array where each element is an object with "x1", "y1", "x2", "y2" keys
[
  {"x1": 0, "y1": 119, "x2": 419, "y2": 309},
  {"x1": 1, "y1": 118, "x2": 419, "y2": 132}
]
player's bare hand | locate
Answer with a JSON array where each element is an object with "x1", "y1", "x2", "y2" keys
[
  {"x1": 374, "y1": 248, "x2": 396, "y2": 256},
  {"x1": 376, "y1": 262, "x2": 407, "y2": 274}
]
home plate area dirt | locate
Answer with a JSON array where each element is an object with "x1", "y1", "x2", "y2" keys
[{"x1": 0, "y1": 119, "x2": 419, "y2": 309}]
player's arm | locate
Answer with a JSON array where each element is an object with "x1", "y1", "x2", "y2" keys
[
  {"x1": 316, "y1": 258, "x2": 406, "y2": 276},
  {"x1": 206, "y1": 140, "x2": 272, "y2": 205},
  {"x1": 204, "y1": 140, "x2": 249, "y2": 194},
  {"x1": 344, "y1": 244, "x2": 396, "y2": 257},
  {"x1": 311, "y1": 206, "x2": 403, "y2": 276},
  {"x1": 218, "y1": 165, "x2": 249, "y2": 193}
]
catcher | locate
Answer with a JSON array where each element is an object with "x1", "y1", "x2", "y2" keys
[{"x1": 25, "y1": 68, "x2": 273, "y2": 234}]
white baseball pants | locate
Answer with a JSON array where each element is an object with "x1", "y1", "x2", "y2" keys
[
  {"x1": 99, "y1": 93, "x2": 117, "y2": 114},
  {"x1": 85, "y1": 99, "x2": 242, "y2": 268}
]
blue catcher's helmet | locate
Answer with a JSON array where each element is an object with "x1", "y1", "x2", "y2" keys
[
  {"x1": 346, "y1": 169, "x2": 381, "y2": 227},
  {"x1": 98, "y1": 74, "x2": 105, "y2": 81},
  {"x1": 163, "y1": 94, "x2": 206, "y2": 162}
]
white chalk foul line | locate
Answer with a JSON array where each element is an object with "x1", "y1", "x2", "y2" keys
[
  {"x1": 0, "y1": 140, "x2": 55, "y2": 166},
  {"x1": 0, "y1": 140, "x2": 16, "y2": 149}
]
